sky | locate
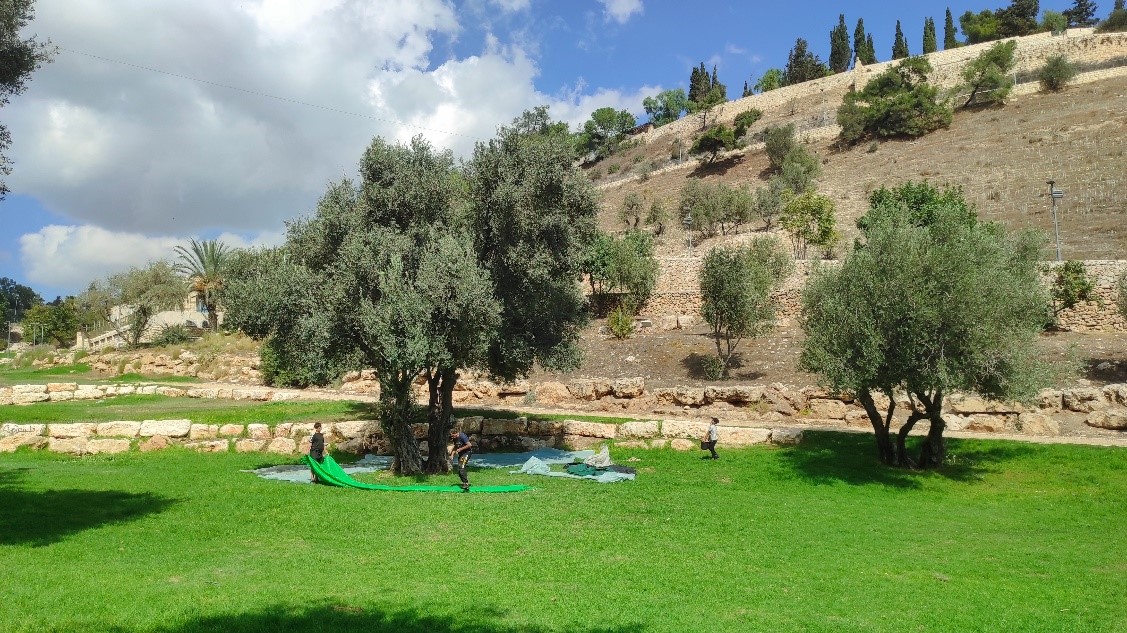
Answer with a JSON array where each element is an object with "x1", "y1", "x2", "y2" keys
[{"x1": 2, "y1": 0, "x2": 1084, "y2": 299}]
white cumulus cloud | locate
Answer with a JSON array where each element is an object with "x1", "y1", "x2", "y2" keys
[{"x1": 598, "y1": 0, "x2": 643, "y2": 24}]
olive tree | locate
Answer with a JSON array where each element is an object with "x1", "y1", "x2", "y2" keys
[
  {"x1": 959, "y1": 40, "x2": 1017, "y2": 108},
  {"x1": 98, "y1": 261, "x2": 185, "y2": 347},
  {"x1": 800, "y1": 182, "x2": 1051, "y2": 468},
  {"x1": 700, "y1": 238, "x2": 792, "y2": 379}
]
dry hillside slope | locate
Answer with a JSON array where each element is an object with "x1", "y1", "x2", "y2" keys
[{"x1": 595, "y1": 75, "x2": 1127, "y2": 260}]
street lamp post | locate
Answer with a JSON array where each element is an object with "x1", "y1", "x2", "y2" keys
[{"x1": 1046, "y1": 180, "x2": 1064, "y2": 262}]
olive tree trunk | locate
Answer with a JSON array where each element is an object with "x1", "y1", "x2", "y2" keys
[
  {"x1": 424, "y1": 367, "x2": 457, "y2": 474},
  {"x1": 379, "y1": 371, "x2": 424, "y2": 475}
]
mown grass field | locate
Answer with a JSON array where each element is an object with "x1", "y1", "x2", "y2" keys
[
  {"x1": 0, "y1": 363, "x2": 201, "y2": 387},
  {"x1": 2, "y1": 432, "x2": 1125, "y2": 632}
]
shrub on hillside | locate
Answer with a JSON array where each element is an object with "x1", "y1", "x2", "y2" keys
[
  {"x1": 679, "y1": 179, "x2": 755, "y2": 237},
  {"x1": 733, "y1": 108, "x2": 763, "y2": 137},
  {"x1": 690, "y1": 124, "x2": 736, "y2": 163},
  {"x1": 765, "y1": 124, "x2": 797, "y2": 171},
  {"x1": 959, "y1": 41, "x2": 1017, "y2": 108},
  {"x1": 1047, "y1": 260, "x2": 1096, "y2": 328},
  {"x1": 152, "y1": 324, "x2": 192, "y2": 346},
  {"x1": 607, "y1": 304, "x2": 635, "y2": 339},
  {"x1": 1039, "y1": 55, "x2": 1078, "y2": 92},
  {"x1": 1096, "y1": 7, "x2": 1127, "y2": 32},
  {"x1": 837, "y1": 56, "x2": 951, "y2": 145}
]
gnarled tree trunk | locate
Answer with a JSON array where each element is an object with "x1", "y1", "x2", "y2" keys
[
  {"x1": 858, "y1": 390, "x2": 896, "y2": 465},
  {"x1": 379, "y1": 372, "x2": 424, "y2": 475},
  {"x1": 424, "y1": 367, "x2": 457, "y2": 474}
]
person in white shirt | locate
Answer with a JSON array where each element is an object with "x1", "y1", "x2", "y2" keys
[{"x1": 702, "y1": 417, "x2": 720, "y2": 460}]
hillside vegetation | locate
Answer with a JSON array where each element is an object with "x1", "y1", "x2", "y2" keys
[{"x1": 594, "y1": 73, "x2": 1127, "y2": 261}]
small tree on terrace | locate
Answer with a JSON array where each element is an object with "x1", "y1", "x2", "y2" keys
[
  {"x1": 754, "y1": 68, "x2": 784, "y2": 93},
  {"x1": 174, "y1": 238, "x2": 229, "y2": 332},
  {"x1": 105, "y1": 261, "x2": 186, "y2": 347},
  {"x1": 780, "y1": 190, "x2": 837, "y2": 259},
  {"x1": 679, "y1": 179, "x2": 754, "y2": 238},
  {"x1": 1064, "y1": 0, "x2": 1100, "y2": 27},
  {"x1": 1040, "y1": 55, "x2": 1078, "y2": 91},
  {"x1": 837, "y1": 56, "x2": 952, "y2": 144},
  {"x1": 783, "y1": 38, "x2": 830, "y2": 85},
  {"x1": 765, "y1": 124, "x2": 797, "y2": 171},
  {"x1": 580, "y1": 107, "x2": 636, "y2": 159},
  {"x1": 800, "y1": 182, "x2": 1051, "y2": 468},
  {"x1": 944, "y1": 8, "x2": 961, "y2": 48},
  {"x1": 959, "y1": 40, "x2": 1017, "y2": 108},
  {"x1": 830, "y1": 14, "x2": 852, "y2": 73},
  {"x1": 700, "y1": 238, "x2": 792, "y2": 379},
  {"x1": 1047, "y1": 260, "x2": 1096, "y2": 327},
  {"x1": 690, "y1": 124, "x2": 736, "y2": 163},
  {"x1": 643, "y1": 88, "x2": 688, "y2": 127}
]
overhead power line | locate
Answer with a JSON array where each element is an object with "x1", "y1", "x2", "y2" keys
[{"x1": 57, "y1": 45, "x2": 473, "y2": 138}]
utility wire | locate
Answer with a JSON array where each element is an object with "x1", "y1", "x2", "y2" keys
[{"x1": 58, "y1": 45, "x2": 473, "y2": 138}]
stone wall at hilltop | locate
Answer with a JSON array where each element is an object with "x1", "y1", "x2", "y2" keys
[
  {"x1": 637, "y1": 29, "x2": 1127, "y2": 151},
  {"x1": 637, "y1": 258, "x2": 1127, "y2": 332}
]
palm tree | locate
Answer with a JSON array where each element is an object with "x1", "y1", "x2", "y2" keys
[{"x1": 175, "y1": 238, "x2": 229, "y2": 333}]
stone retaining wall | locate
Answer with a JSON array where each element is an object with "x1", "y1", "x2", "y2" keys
[
  {"x1": 640, "y1": 258, "x2": 1127, "y2": 331},
  {"x1": 0, "y1": 381, "x2": 301, "y2": 405},
  {"x1": 0, "y1": 416, "x2": 801, "y2": 456}
]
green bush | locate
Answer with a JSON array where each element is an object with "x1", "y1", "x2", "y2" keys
[
  {"x1": 1116, "y1": 272, "x2": 1127, "y2": 321},
  {"x1": 1039, "y1": 56, "x2": 1078, "y2": 92},
  {"x1": 733, "y1": 108, "x2": 763, "y2": 137},
  {"x1": 837, "y1": 56, "x2": 951, "y2": 144},
  {"x1": 699, "y1": 355, "x2": 724, "y2": 381},
  {"x1": 1096, "y1": 8, "x2": 1127, "y2": 32},
  {"x1": 152, "y1": 324, "x2": 193, "y2": 346},
  {"x1": 607, "y1": 304, "x2": 635, "y2": 339},
  {"x1": 765, "y1": 124, "x2": 797, "y2": 171}
]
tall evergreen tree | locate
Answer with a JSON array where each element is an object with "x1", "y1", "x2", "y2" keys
[
  {"x1": 854, "y1": 18, "x2": 868, "y2": 65},
  {"x1": 892, "y1": 20, "x2": 910, "y2": 59},
  {"x1": 923, "y1": 17, "x2": 938, "y2": 53},
  {"x1": 830, "y1": 14, "x2": 852, "y2": 73},
  {"x1": 1064, "y1": 0, "x2": 1099, "y2": 25},
  {"x1": 784, "y1": 38, "x2": 830, "y2": 85},
  {"x1": 742, "y1": 80, "x2": 751, "y2": 97},
  {"x1": 1117, "y1": 0, "x2": 1125, "y2": 11},
  {"x1": 688, "y1": 63, "x2": 711, "y2": 104},
  {"x1": 944, "y1": 8, "x2": 960, "y2": 48},
  {"x1": 865, "y1": 34, "x2": 877, "y2": 63}
]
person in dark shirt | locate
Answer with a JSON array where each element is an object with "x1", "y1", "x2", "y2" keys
[
  {"x1": 449, "y1": 426, "x2": 472, "y2": 492},
  {"x1": 309, "y1": 422, "x2": 325, "y2": 483}
]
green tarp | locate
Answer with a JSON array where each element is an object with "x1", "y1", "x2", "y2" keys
[{"x1": 302, "y1": 455, "x2": 530, "y2": 493}]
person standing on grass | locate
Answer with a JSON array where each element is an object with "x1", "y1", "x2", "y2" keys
[
  {"x1": 702, "y1": 417, "x2": 720, "y2": 460},
  {"x1": 309, "y1": 422, "x2": 325, "y2": 483},
  {"x1": 449, "y1": 425, "x2": 472, "y2": 492}
]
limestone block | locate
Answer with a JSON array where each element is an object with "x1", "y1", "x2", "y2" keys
[
  {"x1": 72, "y1": 388, "x2": 104, "y2": 400},
  {"x1": 0, "y1": 433, "x2": 48, "y2": 452},
  {"x1": 48, "y1": 391, "x2": 74, "y2": 402},
  {"x1": 561, "y1": 420, "x2": 617, "y2": 439},
  {"x1": 1016, "y1": 413, "x2": 1061, "y2": 436},
  {"x1": 267, "y1": 437, "x2": 297, "y2": 454},
  {"x1": 1086, "y1": 410, "x2": 1127, "y2": 430},
  {"x1": 139, "y1": 419, "x2": 192, "y2": 438},
  {"x1": 661, "y1": 419, "x2": 709, "y2": 440},
  {"x1": 649, "y1": 439, "x2": 669, "y2": 449},
  {"x1": 527, "y1": 420, "x2": 566, "y2": 436},
  {"x1": 1063, "y1": 388, "x2": 1107, "y2": 413},
  {"x1": 139, "y1": 435, "x2": 171, "y2": 452},
  {"x1": 770, "y1": 428, "x2": 804, "y2": 445},
  {"x1": 672, "y1": 387, "x2": 706, "y2": 407},
  {"x1": 592, "y1": 381, "x2": 614, "y2": 399},
  {"x1": 333, "y1": 421, "x2": 367, "y2": 439},
  {"x1": 48, "y1": 437, "x2": 87, "y2": 454},
  {"x1": 518, "y1": 436, "x2": 553, "y2": 451},
  {"x1": 218, "y1": 424, "x2": 245, "y2": 437},
  {"x1": 247, "y1": 424, "x2": 272, "y2": 440},
  {"x1": 46, "y1": 382, "x2": 78, "y2": 393},
  {"x1": 533, "y1": 381, "x2": 572, "y2": 405},
  {"x1": 360, "y1": 369, "x2": 376, "y2": 381},
  {"x1": 615, "y1": 440, "x2": 649, "y2": 449},
  {"x1": 48, "y1": 423, "x2": 97, "y2": 438},
  {"x1": 138, "y1": 385, "x2": 158, "y2": 395},
  {"x1": 670, "y1": 438, "x2": 696, "y2": 451},
  {"x1": 961, "y1": 414, "x2": 1019, "y2": 433},
  {"x1": 297, "y1": 437, "x2": 312, "y2": 454},
  {"x1": 649, "y1": 388, "x2": 676, "y2": 405},
  {"x1": 705, "y1": 385, "x2": 766, "y2": 404},
  {"x1": 271, "y1": 391, "x2": 302, "y2": 402},
  {"x1": 96, "y1": 421, "x2": 141, "y2": 437},
  {"x1": 341, "y1": 370, "x2": 361, "y2": 383},
  {"x1": 13, "y1": 392, "x2": 51, "y2": 404},
  {"x1": 721, "y1": 427, "x2": 772, "y2": 446},
  {"x1": 216, "y1": 388, "x2": 233, "y2": 399},
  {"x1": 290, "y1": 423, "x2": 317, "y2": 437},
  {"x1": 482, "y1": 418, "x2": 527, "y2": 435},
  {"x1": 1102, "y1": 384, "x2": 1127, "y2": 406},
  {"x1": 497, "y1": 380, "x2": 530, "y2": 396},
  {"x1": 274, "y1": 423, "x2": 293, "y2": 437},
  {"x1": 87, "y1": 439, "x2": 131, "y2": 455},
  {"x1": 11, "y1": 384, "x2": 48, "y2": 394},
  {"x1": 455, "y1": 414, "x2": 482, "y2": 432},
  {"x1": 612, "y1": 377, "x2": 645, "y2": 399},
  {"x1": 235, "y1": 438, "x2": 267, "y2": 452},
  {"x1": 805, "y1": 399, "x2": 849, "y2": 420},
  {"x1": 155, "y1": 387, "x2": 186, "y2": 398},
  {"x1": 186, "y1": 440, "x2": 229, "y2": 453},
  {"x1": 187, "y1": 388, "x2": 219, "y2": 399},
  {"x1": 560, "y1": 435, "x2": 604, "y2": 450},
  {"x1": 116, "y1": 385, "x2": 137, "y2": 396},
  {"x1": 1037, "y1": 389, "x2": 1063, "y2": 411},
  {"x1": 566, "y1": 380, "x2": 597, "y2": 401},
  {"x1": 233, "y1": 389, "x2": 271, "y2": 401},
  {"x1": 948, "y1": 395, "x2": 1022, "y2": 414},
  {"x1": 618, "y1": 420, "x2": 660, "y2": 439},
  {"x1": 189, "y1": 424, "x2": 219, "y2": 440},
  {"x1": 1, "y1": 423, "x2": 45, "y2": 437}
]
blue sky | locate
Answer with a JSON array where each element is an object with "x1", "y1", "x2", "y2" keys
[{"x1": 2, "y1": 0, "x2": 1084, "y2": 300}]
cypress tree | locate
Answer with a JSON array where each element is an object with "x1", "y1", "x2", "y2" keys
[
  {"x1": 854, "y1": 18, "x2": 868, "y2": 65},
  {"x1": 865, "y1": 34, "x2": 877, "y2": 63},
  {"x1": 830, "y1": 14, "x2": 852, "y2": 73},
  {"x1": 892, "y1": 20, "x2": 910, "y2": 59},
  {"x1": 1063, "y1": 0, "x2": 1100, "y2": 26},
  {"x1": 944, "y1": 8, "x2": 960, "y2": 48},
  {"x1": 923, "y1": 17, "x2": 938, "y2": 53}
]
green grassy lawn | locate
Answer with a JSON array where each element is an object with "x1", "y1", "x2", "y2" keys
[
  {"x1": 1, "y1": 432, "x2": 1124, "y2": 633},
  {"x1": 0, "y1": 364, "x2": 201, "y2": 387},
  {"x1": 0, "y1": 396, "x2": 635, "y2": 426}
]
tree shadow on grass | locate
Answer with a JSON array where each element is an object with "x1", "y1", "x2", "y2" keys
[
  {"x1": 0, "y1": 468, "x2": 178, "y2": 547},
  {"x1": 128, "y1": 602, "x2": 646, "y2": 633},
  {"x1": 688, "y1": 153, "x2": 743, "y2": 178},
  {"x1": 774, "y1": 430, "x2": 1038, "y2": 488}
]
